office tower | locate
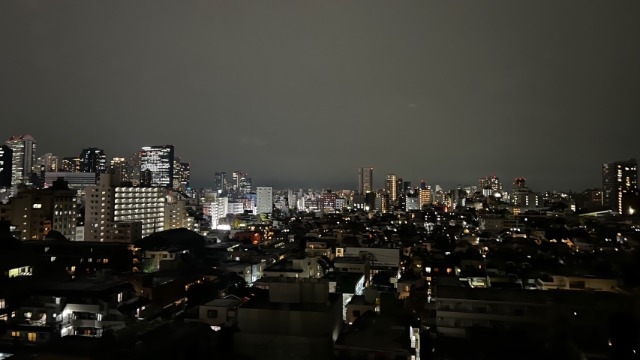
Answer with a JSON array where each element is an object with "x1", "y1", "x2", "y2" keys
[
  {"x1": 479, "y1": 175, "x2": 503, "y2": 193},
  {"x1": 37, "y1": 153, "x2": 59, "y2": 172},
  {"x1": 109, "y1": 157, "x2": 129, "y2": 182},
  {"x1": 385, "y1": 174, "x2": 398, "y2": 202},
  {"x1": 215, "y1": 172, "x2": 227, "y2": 193},
  {"x1": 180, "y1": 162, "x2": 190, "y2": 189},
  {"x1": 0, "y1": 145, "x2": 12, "y2": 187},
  {"x1": 232, "y1": 171, "x2": 252, "y2": 195},
  {"x1": 602, "y1": 159, "x2": 638, "y2": 215},
  {"x1": 61, "y1": 157, "x2": 81, "y2": 173},
  {"x1": 84, "y1": 174, "x2": 165, "y2": 242},
  {"x1": 172, "y1": 159, "x2": 190, "y2": 190},
  {"x1": 396, "y1": 177, "x2": 404, "y2": 199},
  {"x1": 256, "y1": 186, "x2": 273, "y2": 214},
  {"x1": 140, "y1": 145, "x2": 174, "y2": 188},
  {"x1": 5, "y1": 134, "x2": 36, "y2": 186},
  {"x1": 358, "y1": 167, "x2": 373, "y2": 194},
  {"x1": 80, "y1": 148, "x2": 107, "y2": 177}
]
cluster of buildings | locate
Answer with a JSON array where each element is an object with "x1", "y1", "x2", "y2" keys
[{"x1": 1, "y1": 133, "x2": 640, "y2": 359}]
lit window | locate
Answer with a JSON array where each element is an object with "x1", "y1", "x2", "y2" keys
[
  {"x1": 11, "y1": 331, "x2": 20, "y2": 337},
  {"x1": 28, "y1": 332, "x2": 37, "y2": 342}
]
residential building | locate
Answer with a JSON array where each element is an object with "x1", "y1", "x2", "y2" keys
[
  {"x1": 0, "y1": 178, "x2": 77, "y2": 240},
  {"x1": 234, "y1": 277, "x2": 342, "y2": 360},
  {"x1": 602, "y1": 159, "x2": 638, "y2": 214},
  {"x1": 0, "y1": 280, "x2": 138, "y2": 346},
  {"x1": 84, "y1": 174, "x2": 164, "y2": 242},
  {"x1": 256, "y1": 186, "x2": 273, "y2": 214},
  {"x1": 386, "y1": 174, "x2": 398, "y2": 202},
  {"x1": 358, "y1": 167, "x2": 373, "y2": 194}
]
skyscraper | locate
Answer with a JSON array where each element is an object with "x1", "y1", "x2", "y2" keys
[
  {"x1": 232, "y1": 171, "x2": 251, "y2": 195},
  {"x1": 358, "y1": 167, "x2": 373, "y2": 194},
  {"x1": 385, "y1": 174, "x2": 398, "y2": 202},
  {"x1": 140, "y1": 145, "x2": 174, "y2": 188},
  {"x1": 109, "y1": 157, "x2": 130, "y2": 182},
  {"x1": 5, "y1": 134, "x2": 36, "y2": 186},
  {"x1": 171, "y1": 160, "x2": 190, "y2": 190},
  {"x1": 215, "y1": 172, "x2": 227, "y2": 194},
  {"x1": 603, "y1": 159, "x2": 638, "y2": 215},
  {"x1": 80, "y1": 148, "x2": 107, "y2": 176},
  {"x1": 61, "y1": 157, "x2": 81, "y2": 173},
  {"x1": 0, "y1": 145, "x2": 12, "y2": 187},
  {"x1": 37, "y1": 153, "x2": 59, "y2": 173}
]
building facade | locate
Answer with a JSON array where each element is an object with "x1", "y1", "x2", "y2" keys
[
  {"x1": 0, "y1": 145, "x2": 12, "y2": 187},
  {"x1": 256, "y1": 186, "x2": 273, "y2": 214},
  {"x1": 84, "y1": 174, "x2": 164, "y2": 242},
  {"x1": 5, "y1": 134, "x2": 36, "y2": 186},
  {"x1": 140, "y1": 145, "x2": 174, "y2": 188},
  {"x1": 602, "y1": 159, "x2": 638, "y2": 214},
  {"x1": 358, "y1": 167, "x2": 373, "y2": 194}
]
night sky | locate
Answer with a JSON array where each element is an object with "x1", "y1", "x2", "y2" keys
[{"x1": 1, "y1": 1, "x2": 639, "y2": 191}]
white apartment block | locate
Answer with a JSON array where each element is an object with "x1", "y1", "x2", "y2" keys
[
  {"x1": 84, "y1": 174, "x2": 165, "y2": 242},
  {"x1": 256, "y1": 186, "x2": 273, "y2": 214}
]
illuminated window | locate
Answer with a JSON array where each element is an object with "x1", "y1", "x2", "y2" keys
[
  {"x1": 11, "y1": 331, "x2": 20, "y2": 337},
  {"x1": 0, "y1": 298, "x2": 5, "y2": 308},
  {"x1": 28, "y1": 332, "x2": 37, "y2": 342}
]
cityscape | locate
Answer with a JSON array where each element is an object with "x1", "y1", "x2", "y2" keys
[
  {"x1": 0, "y1": 134, "x2": 640, "y2": 359},
  {"x1": 2, "y1": 1, "x2": 640, "y2": 360}
]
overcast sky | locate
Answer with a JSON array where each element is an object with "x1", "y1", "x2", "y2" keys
[{"x1": 1, "y1": 1, "x2": 639, "y2": 191}]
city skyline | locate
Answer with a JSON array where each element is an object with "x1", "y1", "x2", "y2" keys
[
  {"x1": 2, "y1": 132, "x2": 639, "y2": 192},
  {"x1": 2, "y1": 1, "x2": 639, "y2": 191}
]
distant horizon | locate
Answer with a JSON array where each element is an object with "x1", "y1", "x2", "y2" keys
[
  {"x1": 2, "y1": 1, "x2": 638, "y2": 194},
  {"x1": 3, "y1": 132, "x2": 620, "y2": 193}
]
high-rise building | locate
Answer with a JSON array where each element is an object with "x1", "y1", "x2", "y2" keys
[
  {"x1": 358, "y1": 167, "x2": 373, "y2": 194},
  {"x1": 602, "y1": 159, "x2": 638, "y2": 215},
  {"x1": 109, "y1": 157, "x2": 129, "y2": 182},
  {"x1": 140, "y1": 145, "x2": 174, "y2": 188},
  {"x1": 385, "y1": 174, "x2": 398, "y2": 202},
  {"x1": 180, "y1": 162, "x2": 190, "y2": 189},
  {"x1": 256, "y1": 186, "x2": 273, "y2": 214},
  {"x1": 80, "y1": 148, "x2": 107, "y2": 177},
  {"x1": 61, "y1": 157, "x2": 81, "y2": 173},
  {"x1": 84, "y1": 174, "x2": 165, "y2": 242},
  {"x1": 127, "y1": 151, "x2": 141, "y2": 186},
  {"x1": 5, "y1": 134, "x2": 36, "y2": 186},
  {"x1": 0, "y1": 145, "x2": 12, "y2": 187},
  {"x1": 479, "y1": 175, "x2": 503, "y2": 193},
  {"x1": 37, "y1": 153, "x2": 59, "y2": 173},
  {"x1": 232, "y1": 171, "x2": 252, "y2": 195},
  {"x1": 172, "y1": 160, "x2": 190, "y2": 190},
  {"x1": 320, "y1": 190, "x2": 338, "y2": 213},
  {"x1": 215, "y1": 172, "x2": 227, "y2": 194},
  {"x1": 512, "y1": 178, "x2": 527, "y2": 192},
  {"x1": 419, "y1": 186, "x2": 432, "y2": 208}
]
